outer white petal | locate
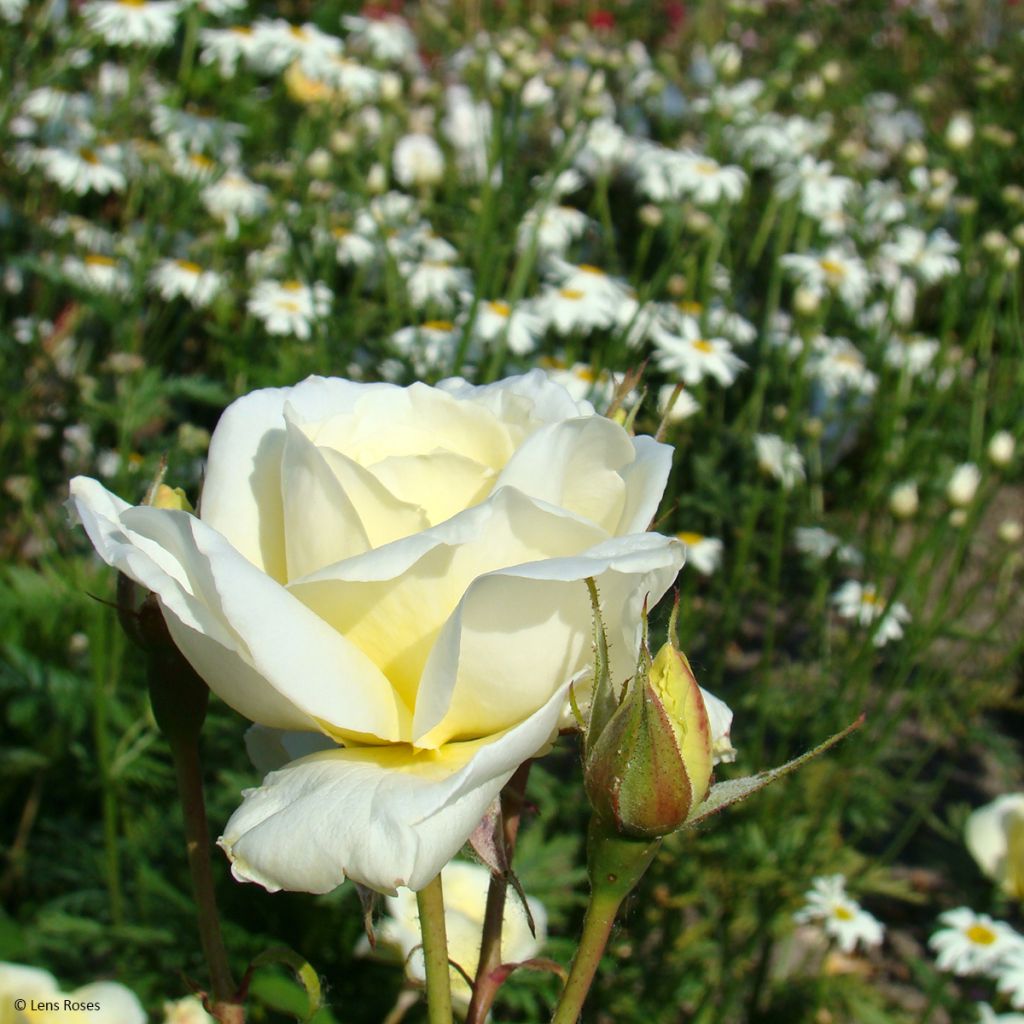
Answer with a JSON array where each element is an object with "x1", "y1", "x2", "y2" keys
[
  {"x1": 413, "y1": 531, "x2": 685, "y2": 747},
  {"x1": 700, "y1": 687, "x2": 736, "y2": 765},
  {"x1": 965, "y1": 794, "x2": 1024, "y2": 883},
  {"x1": 436, "y1": 367, "x2": 596, "y2": 421},
  {"x1": 69, "y1": 982, "x2": 146, "y2": 1024},
  {"x1": 200, "y1": 376, "x2": 393, "y2": 578},
  {"x1": 220, "y1": 680, "x2": 571, "y2": 895},
  {"x1": 69, "y1": 477, "x2": 407, "y2": 742},
  {"x1": 0, "y1": 962, "x2": 58, "y2": 1003}
]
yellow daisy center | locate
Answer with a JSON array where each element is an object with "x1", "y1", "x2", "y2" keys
[
  {"x1": 819, "y1": 258, "x2": 846, "y2": 277},
  {"x1": 677, "y1": 531, "x2": 705, "y2": 545},
  {"x1": 487, "y1": 300, "x2": 511, "y2": 317},
  {"x1": 578, "y1": 264, "x2": 606, "y2": 276},
  {"x1": 692, "y1": 339, "x2": 714, "y2": 354},
  {"x1": 966, "y1": 924, "x2": 997, "y2": 945},
  {"x1": 175, "y1": 260, "x2": 203, "y2": 274},
  {"x1": 559, "y1": 288, "x2": 585, "y2": 300},
  {"x1": 423, "y1": 320, "x2": 454, "y2": 331},
  {"x1": 832, "y1": 906, "x2": 855, "y2": 921},
  {"x1": 85, "y1": 254, "x2": 117, "y2": 267}
]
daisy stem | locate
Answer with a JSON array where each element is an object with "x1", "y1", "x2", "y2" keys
[
  {"x1": 550, "y1": 821, "x2": 660, "y2": 1024},
  {"x1": 416, "y1": 873, "x2": 454, "y2": 1024}
]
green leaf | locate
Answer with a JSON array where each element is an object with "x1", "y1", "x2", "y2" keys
[
  {"x1": 683, "y1": 716, "x2": 865, "y2": 828},
  {"x1": 245, "y1": 947, "x2": 323, "y2": 1023}
]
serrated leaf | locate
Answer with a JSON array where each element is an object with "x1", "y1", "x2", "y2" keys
[{"x1": 683, "y1": 716, "x2": 864, "y2": 828}]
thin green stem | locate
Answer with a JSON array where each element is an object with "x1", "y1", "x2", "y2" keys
[
  {"x1": 168, "y1": 732, "x2": 237, "y2": 1005},
  {"x1": 417, "y1": 874, "x2": 454, "y2": 1024},
  {"x1": 550, "y1": 888, "x2": 623, "y2": 1024}
]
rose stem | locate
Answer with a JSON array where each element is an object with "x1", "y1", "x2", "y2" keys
[
  {"x1": 169, "y1": 729, "x2": 242, "y2": 1023},
  {"x1": 416, "y1": 872, "x2": 454, "y2": 1024},
  {"x1": 549, "y1": 822, "x2": 660, "y2": 1024},
  {"x1": 465, "y1": 760, "x2": 532, "y2": 1024}
]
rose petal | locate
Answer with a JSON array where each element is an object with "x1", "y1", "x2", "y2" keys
[
  {"x1": 288, "y1": 487, "x2": 609, "y2": 717},
  {"x1": 70, "y1": 476, "x2": 408, "y2": 742},
  {"x1": 219, "y1": 680, "x2": 570, "y2": 895},
  {"x1": 200, "y1": 377, "x2": 384, "y2": 579},
  {"x1": 493, "y1": 417, "x2": 632, "y2": 532},
  {"x1": 413, "y1": 533, "x2": 684, "y2": 746}
]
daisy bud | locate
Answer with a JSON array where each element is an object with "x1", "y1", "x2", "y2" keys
[
  {"x1": 889, "y1": 481, "x2": 919, "y2": 519},
  {"x1": 949, "y1": 508, "x2": 968, "y2": 528},
  {"x1": 903, "y1": 140, "x2": 927, "y2": 166},
  {"x1": 946, "y1": 111, "x2": 975, "y2": 151},
  {"x1": 947, "y1": 462, "x2": 981, "y2": 507},
  {"x1": 988, "y1": 431, "x2": 1015, "y2": 468},
  {"x1": 639, "y1": 204, "x2": 664, "y2": 229},
  {"x1": 793, "y1": 285, "x2": 820, "y2": 316},
  {"x1": 998, "y1": 519, "x2": 1023, "y2": 544},
  {"x1": 585, "y1": 640, "x2": 713, "y2": 840}
]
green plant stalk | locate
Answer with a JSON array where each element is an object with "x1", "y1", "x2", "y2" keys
[
  {"x1": 417, "y1": 873, "x2": 454, "y2": 1024},
  {"x1": 550, "y1": 822, "x2": 660, "y2": 1024}
]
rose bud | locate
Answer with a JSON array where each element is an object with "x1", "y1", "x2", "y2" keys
[{"x1": 584, "y1": 640, "x2": 713, "y2": 839}]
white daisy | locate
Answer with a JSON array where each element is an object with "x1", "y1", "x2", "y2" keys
[
  {"x1": 464, "y1": 300, "x2": 543, "y2": 357},
  {"x1": 754, "y1": 433, "x2": 805, "y2": 490},
  {"x1": 809, "y1": 336, "x2": 878, "y2": 397},
  {"x1": 390, "y1": 320, "x2": 462, "y2": 376},
  {"x1": 653, "y1": 318, "x2": 746, "y2": 387},
  {"x1": 996, "y1": 945, "x2": 1024, "y2": 1010},
  {"x1": 401, "y1": 259, "x2": 472, "y2": 313},
  {"x1": 776, "y1": 156, "x2": 855, "y2": 220},
  {"x1": 149, "y1": 258, "x2": 224, "y2": 308},
  {"x1": 534, "y1": 285, "x2": 618, "y2": 336},
  {"x1": 198, "y1": 25, "x2": 261, "y2": 77},
  {"x1": 341, "y1": 13, "x2": 418, "y2": 66},
  {"x1": 794, "y1": 526, "x2": 861, "y2": 565},
  {"x1": 977, "y1": 1004, "x2": 1024, "y2": 1024},
  {"x1": 884, "y1": 335, "x2": 940, "y2": 375},
  {"x1": 392, "y1": 133, "x2": 444, "y2": 189},
  {"x1": 247, "y1": 280, "x2": 331, "y2": 340},
  {"x1": 62, "y1": 253, "x2": 132, "y2": 295},
  {"x1": 781, "y1": 247, "x2": 870, "y2": 309},
  {"x1": 516, "y1": 204, "x2": 590, "y2": 256},
  {"x1": 656, "y1": 383, "x2": 700, "y2": 424},
  {"x1": 794, "y1": 875, "x2": 885, "y2": 954},
  {"x1": 40, "y1": 144, "x2": 126, "y2": 195},
  {"x1": 82, "y1": 0, "x2": 182, "y2": 48},
  {"x1": 929, "y1": 908, "x2": 1022, "y2": 976},
  {"x1": 201, "y1": 170, "x2": 270, "y2": 237},
  {"x1": 831, "y1": 581, "x2": 910, "y2": 646},
  {"x1": 676, "y1": 532, "x2": 723, "y2": 576},
  {"x1": 879, "y1": 226, "x2": 959, "y2": 284}
]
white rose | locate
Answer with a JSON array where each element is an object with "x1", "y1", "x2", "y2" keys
[
  {"x1": 69, "y1": 371, "x2": 683, "y2": 895},
  {"x1": 359, "y1": 859, "x2": 546, "y2": 1009}
]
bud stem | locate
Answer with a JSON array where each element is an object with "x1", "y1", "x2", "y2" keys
[
  {"x1": 465, "y1": 761, "x2": 531, "y2": 1024},
  {"x1": 167, "y1": 729, "x2": 243, "y2": 1023},
  {"x1": 416, "y1": 872, "x2": 454, "y2": 1024},
  {"x1": 550, "y1": 820, "x2": 660, "y2": 1024}
]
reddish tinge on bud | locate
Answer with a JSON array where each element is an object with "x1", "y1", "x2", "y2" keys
[{"x1": 584, "y1": 640, "x2": 713, "y2": 839}]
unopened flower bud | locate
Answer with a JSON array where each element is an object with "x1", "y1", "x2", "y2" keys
[
  {"x1": 152, "y1": 483, "x2": 194, "y2": 513},
  {"x1": 946, "y1": 112, "x2": 974, "y2": 151},
  {"x1": 998, "y1": 519, "x2": 1023, "y2": 544},
  {"x1": 903, "y1": 140, "x2": 927, "y2": 166},
  {"x1": 584, "y1": 641, "x2": 713, "y2": 839},
  {"x1": 889, "y1": 481, "x2": 919, "y2": 519},
  {"x1": 947, "y1": 462, "x2": 980, "y2": 507},
  {"x1": 639, "y1": 204, "x2": 664, "y2": 229},
  {"x1": 793, "y1": 286, "x2": 820, "y2": 316},
  {"x1": 988, "y1": 431, "x2": 1015, "y2": 467}
]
